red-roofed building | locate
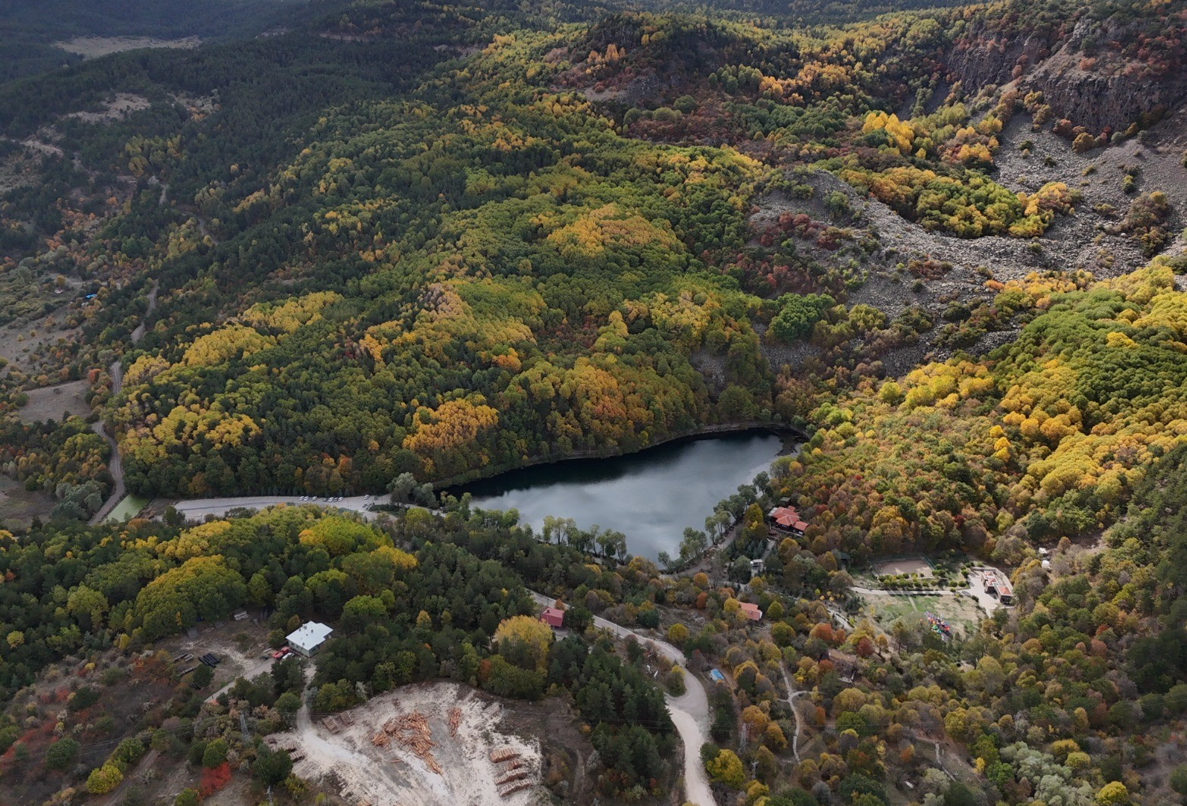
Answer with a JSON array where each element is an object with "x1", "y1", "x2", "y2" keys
[
  {"x1": 769, "y1": 506, "x2": 808, "y2": 535},
  {"x1": 739, "y1": 602, "x2": 763, "y2": 621},
  {"x1": 540, "y1": 607, "x2": 565, "y2": 629}
]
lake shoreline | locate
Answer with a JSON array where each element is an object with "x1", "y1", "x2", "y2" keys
[
  {"x1": 453, "y1": 427, "x2": 796, "y2": 560},
  {"x1": 436, "y1": 419, "x2": 806, "y2": 494}
]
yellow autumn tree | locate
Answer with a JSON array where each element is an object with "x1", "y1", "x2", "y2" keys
[
  {"x1": 493, "y1": 615, "x2": 553, "y2": 672},
  {"x1": 403, "y1": 397, "x2": 499, "y2": 478}
]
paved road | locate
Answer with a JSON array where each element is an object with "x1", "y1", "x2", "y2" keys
[
  {"x1": 171, "y1": 494, "x2": 382, "y2": 521},
  {"x1": 530, "y1": 593, "x2": 716, "y2": 806}
]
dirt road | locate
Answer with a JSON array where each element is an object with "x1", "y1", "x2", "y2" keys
[
  {"x1": 88, "y1": 360, "x2": 124, "y2": 525},
  {"x1": 130, "y1": 280, "x2": 158, "y2": 344},
  {"x1": 208, "y1": 656, "x2": 276, "y2": 704},
  {"x1": 529, "y1": 592, "x2": 716, "y2": 806},
  {"x1": 777, "y1": 663, "x2": 807, "y2": 761},
  {"x1": 90, "y1": 281, "x2": 155, "y2": 524}
]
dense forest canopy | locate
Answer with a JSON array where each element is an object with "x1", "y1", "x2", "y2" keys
[{"x1": 11, "y1": 0, "x2": 1182, "y2": 498}]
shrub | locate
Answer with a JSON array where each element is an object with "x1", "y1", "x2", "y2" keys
[
  {"x1": 68, "y1": 686, "x2": 100, "y2": 713},
  {"x1": 201, "y1": 738, "x2": 228, "y2": 769},
  {"x1": 86, "y1": 764, "x2": 124, "y2": 795}
]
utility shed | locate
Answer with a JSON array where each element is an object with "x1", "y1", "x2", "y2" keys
[{"x1": 286, "y1": 622, "x2": 333, "y2": 657}]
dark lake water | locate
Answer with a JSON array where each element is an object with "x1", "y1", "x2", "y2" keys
[{"x1": 463, "y1": 431, "x2": 785, "y2": 560}]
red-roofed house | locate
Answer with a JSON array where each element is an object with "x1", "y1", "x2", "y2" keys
[
  {"x1": 540, "y1": 607, "x2": 565, "y2": 629},
  {"x1": 739, "y1": 602, "x2": 763, "y2": 622},
  {"x1": 769, "y1": 506, "x2": 808, "y2": 535}
]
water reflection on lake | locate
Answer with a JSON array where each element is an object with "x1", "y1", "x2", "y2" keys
[{"x1": 463, "y1": 431, "x2": 785, "y2": 560}]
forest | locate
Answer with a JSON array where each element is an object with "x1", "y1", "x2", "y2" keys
[
  {"x1": 2, "y1": 0, "x2": 1187, "y2": 803},
  {"x1": 0, "y1": 0, "x2": 340, "y2": 83},
  {"x1": 0, "y1": 0, "x2": 1183, "y2": 502},
  {"x1": 4, "y1": 460, "x2": 1187, "y2": 805}
]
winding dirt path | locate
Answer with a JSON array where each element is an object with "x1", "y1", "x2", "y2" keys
[
  {"x1": 87, "y1": 359, "x2": 124, "y2": 525},
  {"x1": 89, "y1": 281, "x2": 155, "y2": 523},
  {"x1": 777, "y1": 662, "x2": 807, "y2": 761},
  {"x1": 529, "y1": 592, "x2": 716, "y2": 806},
  {"x1": 130, "y1": 280, "x2": 158, "y2": 344}
]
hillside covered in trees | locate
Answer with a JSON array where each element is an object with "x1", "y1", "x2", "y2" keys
[
  {"x1": 3, "y1": 0, "x2": 1187, "y2": 804},
  {"x1": 4, "y1": 0, "x2": 1186, "y2": 500}
]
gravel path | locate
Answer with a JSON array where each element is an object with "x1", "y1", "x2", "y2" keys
[
  {"x1": 776, "y1": 663, "x2": 807, "y2": 762},
  {"x1": 529, "y1": 592, "x2": 716, "y2": 806}
]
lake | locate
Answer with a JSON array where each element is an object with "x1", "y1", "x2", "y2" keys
[{"x1": 463, "y1": 431, "x2": 786, "y2": 560}]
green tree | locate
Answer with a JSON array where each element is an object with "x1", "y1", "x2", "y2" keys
[
  {"x1": 202, "y1": 738, "x2": 228, "y2": 769},
  {"x1": 253, "y1": 748, "x2": 293, "y2": 785},
  {"x1": 45, "y1": 737, "x2": 79, "y2": 771},
  {"x1": 275, "y1": 691, "x2": 302, "y2": 722},
  {"x1": 192, "y1": 664, "x2": 214, "y2": 688},
  {"x1": 771, "y1": 294, "x2": 835, "y2": 343},
  {"x1": 1170, "y1": 765, "x2": 1187, "y2": 798}
]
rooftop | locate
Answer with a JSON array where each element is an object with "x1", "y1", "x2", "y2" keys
[
  {"x1": 769, "y1": 506, "x2": 808, "y2": 531},
  {"x1": 739, "y1": 602, "x2": 762, "y2": 621},
  {"x1": 286, "y1": 621, "x2": 333, "y2": 647}
]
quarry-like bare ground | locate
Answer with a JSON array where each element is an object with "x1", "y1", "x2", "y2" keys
[
  {"x1": 273, "y1": 682, "x2": 546, "y2": 806},
  {"x1": 754, "y1": 108, "x2": 1187, "y2": 375}
]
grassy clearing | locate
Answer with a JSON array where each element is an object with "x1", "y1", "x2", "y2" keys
[{"x1": 860, "y1": 590, "x2": 985, "y2": 638}]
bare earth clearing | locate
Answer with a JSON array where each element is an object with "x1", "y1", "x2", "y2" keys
[
  {"x1": 871, "y1": 557, "x2": 933, "y2": 577},
  {"x1": 65, "y1": 93, "x2": 151, "y2": 124},
  {"x1": 0, "y1": 474, "x2": 54, "y2": 527},
  {"x1": 858, "y1": 589, "x2": 986, "y2": 638},
  {"x1": 15, "y1": 379, "x2": 90, "y2": 424},
  {"x1": 53, "y1": 36, "x2": 201, "y2": 59},
  {"x1": 274, "y1": 682, "x2": 545, "y2": 806}
]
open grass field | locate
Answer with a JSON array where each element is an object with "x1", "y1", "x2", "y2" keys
[
  {"x1": 0, "y1": 474, "x2": 54, "y2": 528},
  {"x1": 860, "y1": 589, "x2": 985, "y2": 638},
  {"x1": 53, "y1": 36, "x2": 200, "y2": 59}
]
